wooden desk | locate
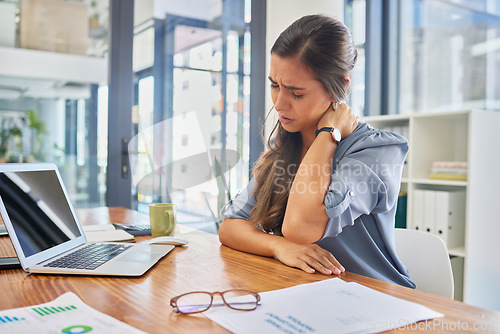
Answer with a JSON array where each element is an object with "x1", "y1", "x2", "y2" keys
[{"x1": 0, "y1": 207, "x2": 499, "y2": 333}]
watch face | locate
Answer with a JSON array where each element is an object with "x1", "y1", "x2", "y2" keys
[{"x1": 332, "y1": 128, "x2": 341, "y2": 142}]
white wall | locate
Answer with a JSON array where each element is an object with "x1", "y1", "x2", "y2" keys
[
  {"x1": 135, "y1": 0, "x2": 153, "y2": 25},
  {"x1": 153, "y1": 0, "x2": 222, "y2": 21},
  {"x1": 264, "y1": 0, "x2": 344, "y2": 139}
]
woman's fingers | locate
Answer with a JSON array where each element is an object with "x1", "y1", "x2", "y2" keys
[
  {"x1": 294, "y1": 245, "x2": 344, "y2": 275},
  {"x1": 305, "y1": 245, "x2": 345, "y2": 275},
  {"x1": 327, "y1": 102, "x2": 356, "y2": 139},
  {"x1": 296, "y1": 261, "x2": 317, "y2": 274},
  {"x1": 274, "y1": 239, "x2": 345, "y2": 275},
  {"x1": 320, "y1": 247, "x2": 345, "y2": 272}
]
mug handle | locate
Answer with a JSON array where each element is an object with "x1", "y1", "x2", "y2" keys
[{"x1": 166, "y1": 210, "x2": 174, "y2": 234}]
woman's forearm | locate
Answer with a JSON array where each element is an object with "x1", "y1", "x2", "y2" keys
[
  {"x1": 282, "y1": 133, "x2": 336, "y2": 243},
  {"x1": 218, "y1": 217, "x2": 345, "y2": 275},
  {"x1": 218, "y1": 218, "x2": 285, "y2": 257}
]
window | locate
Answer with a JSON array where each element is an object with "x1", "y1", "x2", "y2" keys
[
  {"x1": 345, "y1": 0, "x2": 366, "y2": 116},
  {"x1": 129, "y1": 1, "x2": 253, "y2": 231},
  {"x1": 348, "y1": 0, "x2": 500, "y2": 116},
  {"x1": 398, "y1": 0, "x2": 500, "y2": 114}
]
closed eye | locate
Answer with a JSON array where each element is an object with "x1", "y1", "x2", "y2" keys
[
  {"x1": 269, "y1": 77, "x2": 279, "y2": 90},
  {"x1": 268, "y1": 76, "x2": 304, "y2": 99}
]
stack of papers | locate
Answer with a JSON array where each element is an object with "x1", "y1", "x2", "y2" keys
[
  {"x1": 0, "y1": 292, "x2": 145, "y2": 333},
  {"x1": 82, "y1": 225, "x2": 134, "y2": 242},
  {"x1": 205, "y1": 278, "x2": 444, "y2": 334}
]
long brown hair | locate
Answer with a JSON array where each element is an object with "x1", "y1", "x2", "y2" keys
[{"x1": 250, "y1": 15, "x2": 357, "y2": 235}]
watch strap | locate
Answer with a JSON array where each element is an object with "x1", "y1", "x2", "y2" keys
[
  {"x1": 315, "y1": 127, "x2": 334, "y2": 138},
  {"x1": 315, "y1": 126, "x2": 341, "y2": 143}
]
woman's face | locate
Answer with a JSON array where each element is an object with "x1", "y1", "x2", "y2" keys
[{"x1": 269, "y1": 54, "x2": 332, "y2": 135}]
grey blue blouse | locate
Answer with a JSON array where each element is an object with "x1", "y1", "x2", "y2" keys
[{"x1": 222, "y1": 122, "x2": 415, "y2": 288}]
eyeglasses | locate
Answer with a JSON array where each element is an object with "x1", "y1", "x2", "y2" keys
[{"x1": 170, "y1": 289, "x2": 261, "y2": 314}]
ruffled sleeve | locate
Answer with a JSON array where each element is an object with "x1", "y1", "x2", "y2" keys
[{"x1": 322, "y1": 129, "x2": 408, "y2": 238}]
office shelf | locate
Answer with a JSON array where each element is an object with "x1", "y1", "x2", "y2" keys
[
  {"x1": 364, "y1": 110, "x2": 500, "y2": 310},
  {"x1": 412, "y1": 178, "x2": 468, "y2": 187}
]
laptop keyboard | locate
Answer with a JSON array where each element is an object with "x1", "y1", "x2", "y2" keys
[{"x1": 44, "y1": 243, "x2": 132, "y2": 270}]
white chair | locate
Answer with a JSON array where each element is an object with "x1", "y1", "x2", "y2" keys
[{"x1": 394, "y1": 228, "x2": 454, "y2": 299}]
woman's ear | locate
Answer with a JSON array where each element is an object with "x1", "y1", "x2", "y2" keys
[{"x1": 343, "y1": 76, "x2": 351, "y2": 84}]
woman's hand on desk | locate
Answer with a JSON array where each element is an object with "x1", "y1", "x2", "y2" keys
[
  {"x1": 273, "y1": 238, "x2": 345, "y2": 276},
  {"x1": 218, "y1": 218, "x2": 344, "y2": 276}
]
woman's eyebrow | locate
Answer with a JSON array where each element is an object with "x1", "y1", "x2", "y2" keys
[{"x1": 268, "y1": 76, "x2": 305, "y2": 91}]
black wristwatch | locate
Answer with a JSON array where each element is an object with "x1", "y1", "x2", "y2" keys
[{"x1": 315, "y1": 127, "x2": 341, "y2": 144}]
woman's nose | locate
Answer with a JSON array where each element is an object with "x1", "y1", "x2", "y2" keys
[{"x1": 273, "y1": 90, "x2": 289, "y2": 112}]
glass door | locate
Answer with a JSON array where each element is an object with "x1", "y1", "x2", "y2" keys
[{"x1": 129, "y1": 1, "x2": 251, "y2": 232}]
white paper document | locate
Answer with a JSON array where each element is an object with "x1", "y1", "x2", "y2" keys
[
  {"x1": 0, "y1": 292, "x2": 145, "y2": 334},
  {"x1": 205, "y1": 278, "x2": 444, "y2": 334},
  {"x1": 82, "y1": 225, "x2": 135, "y2": 242}
]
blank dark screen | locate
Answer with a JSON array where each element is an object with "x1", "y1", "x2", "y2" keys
[{"x1": 0, "y1": 170, "x2": 81, "y2": 257}]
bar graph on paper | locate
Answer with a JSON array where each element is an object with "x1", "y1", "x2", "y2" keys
[
  {"x1": 0, "y1": 292, "x2": 146, "y2": 333},
  {"x1": 0, "y1": 314, "x2": 29, "y2": 330},
  {"x1": 31, "y1": 305, "x2": 77, "y2": 317},
  {"x1": 0, "y1": 304, "x2": 79, "y2": 330},
  {"x1": 0, "y1": 315, "x2": 26, "y2": 323}
]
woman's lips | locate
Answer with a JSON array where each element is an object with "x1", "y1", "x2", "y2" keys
[{"x1": 279, "y1": 114, "x2": 294, "y2": 125}]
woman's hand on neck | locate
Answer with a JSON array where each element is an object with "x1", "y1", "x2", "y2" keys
[{"x1": 317, "y1": 102, "x2": 359, "y2": 141}]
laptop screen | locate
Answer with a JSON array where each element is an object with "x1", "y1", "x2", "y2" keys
[{"x1": 0, "y1": 170, "x2": 82, "y2": 258}]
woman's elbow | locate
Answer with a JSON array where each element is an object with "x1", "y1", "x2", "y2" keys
[
  {"x1": 218, "y1": 218, "x2": 231, "y2": 245},
  {"x1": 281, "y1": 216, "x2": 325, "y2": 244}
]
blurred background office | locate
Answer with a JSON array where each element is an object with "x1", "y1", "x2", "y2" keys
[
  {"x1": 0, "y1": 0, "x2": 258, "y2": 224},
  {"x1": 1, "y1": 0, "x2": 498, "y2": 214},
  {"x1": 0, "y1": 0, "x2": 499, "y2": 310}
]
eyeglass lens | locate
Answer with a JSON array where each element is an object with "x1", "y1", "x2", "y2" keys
[
  {"x1": 222, "y1": 290, "x2": 258, "y2": 310},
  {"x1": 175, "y1": 290, "x2": 258, "y2": 314},
  {"x1": 176, "y1": 292, "x2": 213, "y2": 313}
]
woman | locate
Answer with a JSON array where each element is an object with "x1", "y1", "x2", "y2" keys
[{"x1": 219, "y1": 14, "x2": 414, "y2": 288}]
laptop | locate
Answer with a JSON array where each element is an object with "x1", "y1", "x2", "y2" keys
[{"x1": 0, "y1": 163, "x2": 174, "y2": 276}]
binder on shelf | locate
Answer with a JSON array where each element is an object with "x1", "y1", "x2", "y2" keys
[
  {"x1": 434, "y1": 190, "x2": 466, "y2": 249},
  {"x1": 423, "y1": 190, "x2": 436, "y2": 234},
  {"x1": 412, "y1": 189, "x2": 426, "y2": 231},
  {"x1": 412, "y1": 189, "x2": 465, "y2": 249},
  {"x1": 395, "y1": 193, "x2": 407, "y2": 229}
]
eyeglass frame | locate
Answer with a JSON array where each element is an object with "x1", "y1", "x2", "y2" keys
[{"x1": 170, "y1": 289, "x2": 261, "y2": 314}]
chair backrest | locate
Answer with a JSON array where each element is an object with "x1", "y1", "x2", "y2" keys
[{"x1": 394, "y1": 228, "x2": 454, "y2": 299}]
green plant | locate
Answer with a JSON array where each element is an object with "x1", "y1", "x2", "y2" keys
[
  {"x1": 26, "y1": 109, "x2": 47, "y2": 159},
  {"x1": 0, "y1": 126, "x2": 22, "y2": 159}
]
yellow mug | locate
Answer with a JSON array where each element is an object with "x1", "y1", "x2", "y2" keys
[{"x1": 149, "y1": 203, "x2": 176, "y2": 237}]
